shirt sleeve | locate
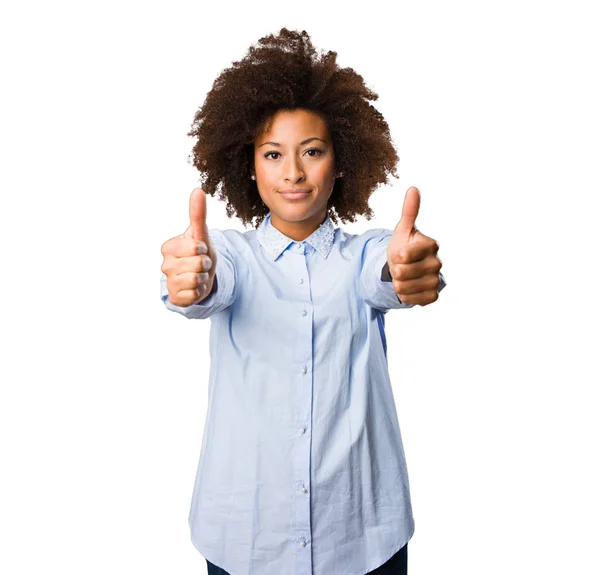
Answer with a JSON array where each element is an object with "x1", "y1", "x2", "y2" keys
[
  {"x1": 160, "y1": 229, "x2": 237, "y2": 319},
  {"x1": 359, "y1": 230, "x2": 447, "y2": 313}
]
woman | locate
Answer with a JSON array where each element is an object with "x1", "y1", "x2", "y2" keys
[{"x1": 160, "y1": 27, "x2": 445, "y2": 575}]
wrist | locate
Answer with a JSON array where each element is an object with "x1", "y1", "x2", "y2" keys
[{"x1": 381, "y1": 261, "x2": 392, "y2": 282}]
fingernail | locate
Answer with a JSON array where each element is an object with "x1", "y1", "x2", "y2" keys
[
  {"x1": 197, "y1": 242, "x2": 208, "y2": 255},
  {"x1": 202, "y1": 257, "x2": 212, "y2": 271}
]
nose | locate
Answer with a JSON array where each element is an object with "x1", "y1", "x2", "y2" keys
[{"x1": 284, "y1": 155, "x2": 306, "y2": 183}]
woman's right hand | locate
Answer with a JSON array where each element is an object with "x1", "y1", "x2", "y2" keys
[{"x1": 160, "y1": 188, "x2": 217, "y2": 307}]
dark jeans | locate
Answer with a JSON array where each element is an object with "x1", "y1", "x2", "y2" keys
[{"x1": 206, "y1": 541, "x2": 408, "y2": 574}]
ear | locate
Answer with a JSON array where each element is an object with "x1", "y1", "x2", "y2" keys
[{"x1": 247, "y1": 147, "x2": 256, "y2": 180}]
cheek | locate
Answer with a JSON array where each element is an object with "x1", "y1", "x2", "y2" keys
[
  {"x1": 255, "y1": 159, "x2": 276, "y2": 180},
  {"x1": 314, "y1": 161, "x2": 335, "y2": 183}
]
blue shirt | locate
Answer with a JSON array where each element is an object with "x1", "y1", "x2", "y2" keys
[{"x1": 160, "y1": 213, "x2": 446, "y2": 575}]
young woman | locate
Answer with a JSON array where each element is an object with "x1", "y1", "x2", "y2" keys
[{"x1": 160, "y1": 28, "x2": 446, "y2": 575}]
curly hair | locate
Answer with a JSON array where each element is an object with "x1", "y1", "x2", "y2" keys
[{"x1": 187, "y1": 28, "x2": 400, "y2": 229}]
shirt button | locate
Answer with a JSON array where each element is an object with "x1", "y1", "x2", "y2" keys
[
  {"x1": 301, "y1": 367, "x2": 307, "y2": 375},
  {"x1": 301, "y1": 310, "x2": 307, "y2": 316},
  {"x1": 299, "y1": 278, "x2": 304, "y2": 284},
  {"x1": 301, "y1": 487, "x2": 308, "y2": 493},
  {"x1": 300, "y1": 538, "x2": 306, "y2": 547},
  {"x1": 300, "y1": 427, "x2": 306, "y2": 434}
]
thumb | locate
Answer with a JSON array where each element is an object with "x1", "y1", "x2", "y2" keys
[
  {"x1": 184, "y1": 187, "x2": 209, "y2": 242},
  {"x1": 393, "y1": 186, "x2": 421, "y2": 243}
]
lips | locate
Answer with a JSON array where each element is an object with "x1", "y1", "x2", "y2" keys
[{"x1": 279, "y1": 189, "x2": 311, "y2": 200}]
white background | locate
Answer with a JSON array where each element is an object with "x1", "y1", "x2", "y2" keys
[{"x1": 1, "y1": 1, "x2": 598, "y2": 573}]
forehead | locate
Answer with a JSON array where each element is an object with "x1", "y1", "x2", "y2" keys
[{"x1": 258, "y1": 108, "x2": 330, "y2": 140}]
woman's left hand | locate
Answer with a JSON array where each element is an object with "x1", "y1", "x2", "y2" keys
[{"x1": 386, "y1": 186, "x2": 443, "y2": 306}]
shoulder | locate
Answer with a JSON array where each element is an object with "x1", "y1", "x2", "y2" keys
[
  {"x1": 339, "y1": 226, "x2": 395, "y2": 252},
  {"x1": 208, "y1": 228, "x2": 243, "y2": 243},
  {"x1": 207, "y1": 227, "x2": 259, "y2": 261}
]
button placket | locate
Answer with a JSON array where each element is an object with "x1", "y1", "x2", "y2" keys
[{"x1": 291, "y1": 238, "x2": 311, "y2": 570}]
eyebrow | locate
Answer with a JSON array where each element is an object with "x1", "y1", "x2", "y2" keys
[{"x1": 258, "y1": 137, "x2": 327, "y2": 148}]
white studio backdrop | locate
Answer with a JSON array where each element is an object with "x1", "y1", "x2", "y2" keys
[{"x1": 1, "y1": 1, "x2": 598, "y2": 574}]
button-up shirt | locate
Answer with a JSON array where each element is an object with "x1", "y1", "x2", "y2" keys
[{"x1": 160, "y1": 213, "x2": 446, "y2": 575}]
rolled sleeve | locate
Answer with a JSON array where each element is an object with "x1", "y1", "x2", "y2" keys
[
  {"x1": 160, "y1": 229, "x2": 237, "y2": 319},
  {"x1": 360, "y1": 231, "x2": 447, "y2": 313}
]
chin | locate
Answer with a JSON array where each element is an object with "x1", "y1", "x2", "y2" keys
[{"x1": 275, "y1": 212, "x2": 311, "y2": 223}]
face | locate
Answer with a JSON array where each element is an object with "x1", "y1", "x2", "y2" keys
[{"x1": 252, "y1": 108, "x2": 338, "y2": 241}]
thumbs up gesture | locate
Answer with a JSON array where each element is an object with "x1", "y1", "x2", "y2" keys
[
  {"x1": 386, "y1": 186, "x2": 443, "y2": 306},
  {"x1": 160, "y1": 188, "x2": 217, "y2": 307}
]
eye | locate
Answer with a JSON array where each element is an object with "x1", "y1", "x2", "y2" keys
[
  {"x1": 263, "y1": 148, "x2": 324, "y2": 160},
  {"x1": 306, "y1": 148, "x2": 323, "y2": 157}
]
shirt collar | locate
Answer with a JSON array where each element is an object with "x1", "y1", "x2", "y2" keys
[{"x1": 256, "y1": 212, "x2": 336, "y2": 261}]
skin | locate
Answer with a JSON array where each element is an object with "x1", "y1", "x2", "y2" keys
[
  {"x1": 160, "y1": 188, "x2": 217, "y2": 307},
  {"x1": 251, "y1": 108, "x2": 339, "y2": 241},
  {"x1": 387, "y1": 186, "x2": 443, "y2": 306}
]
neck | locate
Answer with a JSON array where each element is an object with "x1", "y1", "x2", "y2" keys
[{"x1": 269, "y1": 211, "x2": 327, "y2": 241}]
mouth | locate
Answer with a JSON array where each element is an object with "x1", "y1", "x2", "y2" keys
[{"x1": 279, "y1": 189, "x2": 312, "y2": 201}]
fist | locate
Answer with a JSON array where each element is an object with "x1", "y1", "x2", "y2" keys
[
  {"x1": 386, "y1": 186, "x2": 443, "y2": 306},
  {"x1": 160, "y1": 188, "x2": 217, "y2": 307}
]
